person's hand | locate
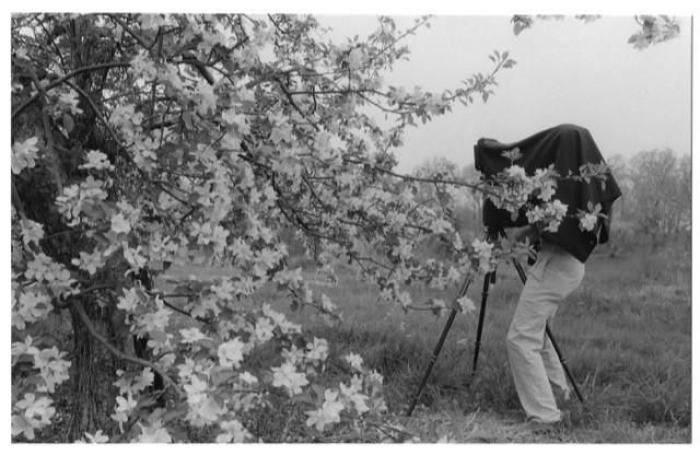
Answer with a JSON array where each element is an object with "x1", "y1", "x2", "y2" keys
[{"x1": 510, "y1": 224, "x2": 539, "y2": 245}]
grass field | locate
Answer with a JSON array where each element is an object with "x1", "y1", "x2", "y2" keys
[
  {"x1": 226, "y1": 242, "x2": 691, "y2": 443},
  {"x1": 37, "y1": 242, "x2": 690, "y2": 443}
]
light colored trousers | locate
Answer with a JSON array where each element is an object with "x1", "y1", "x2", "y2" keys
[{"x1": 506, "y1": 241, "x2": 585, "y2": 422}]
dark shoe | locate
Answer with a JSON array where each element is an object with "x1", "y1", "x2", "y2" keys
[{"x1": 526, "y1": 410, "x2": 570, "y2": 434}]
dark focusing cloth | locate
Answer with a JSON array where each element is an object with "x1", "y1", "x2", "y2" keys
[{"x1": 474, "y1": 124, "x2": 622, "y2": 262}]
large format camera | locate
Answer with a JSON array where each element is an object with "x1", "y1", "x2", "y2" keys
[{"x1": 473, "y1": 124, "x2": 622, "y2": 262}]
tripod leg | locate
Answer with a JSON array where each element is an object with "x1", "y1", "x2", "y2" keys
[
  {"x1": 511, "y1": 257, "x2": 585, "y2": 404},
  {"x1": 471, "y1": 271, "x2": 495, "y2": 377},
  {"x1": 545, "y1": 325, "x2": 585, "y2": 404},
  {"x1": 406, "y1": 276, "x2": 471, "y2": 417},
  {"x1": 405, "y1": 308, "x2": 457, "y2": 417}
]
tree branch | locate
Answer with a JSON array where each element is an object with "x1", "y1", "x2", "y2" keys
[
  {"x1": 276, "y1": 78, "x2": 320, "y2": 131},
  {"x1": 63, "y1": 79, "x2": 121, "y2": 145},
  {"x1": 27, "y1": 66, "x2": 64, "y2": 191},
  {"x1": 12, "y1": 61, "x2": 130, "y2": 120},
  {"x1": 71, "y1": 298, "x2": 185, "y2": 398},
  {"x1": 371, "y1": 166, "x2": 491, "y2": 195}
]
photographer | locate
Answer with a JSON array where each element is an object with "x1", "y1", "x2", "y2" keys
[{"x1": 475, "y1": 124, "x2": 621, "y2": 432}]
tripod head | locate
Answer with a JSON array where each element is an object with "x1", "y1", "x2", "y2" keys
[{"x1": 486, "y1": 225, "x2": 538, "y2": 267}]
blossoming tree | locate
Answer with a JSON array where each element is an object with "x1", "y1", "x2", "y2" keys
[{"x1": 11, "y1": 13, "x2": 648, "y2": 442}]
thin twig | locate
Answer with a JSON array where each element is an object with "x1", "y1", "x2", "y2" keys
[
  {"x1": 11, "y1": 178, "x2": 28, "y2": 219},
  {"x1": 364, "y1": 419, "x2": 417, "y2": 438},
  {"x1": 159, "y1": 296, "x2": 211, "y2": 326},
  {"x1": 107, "y1": 14, "x2": 151, "y2": 49}
]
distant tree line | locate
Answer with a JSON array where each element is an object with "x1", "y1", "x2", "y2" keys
[{"x1": 606, "y1": 149, "x2": 691, "y2": 251}]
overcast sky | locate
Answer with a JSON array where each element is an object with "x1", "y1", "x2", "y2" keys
[{"x1": 318, "y1": 15, "x2": 692, "y2": 172}]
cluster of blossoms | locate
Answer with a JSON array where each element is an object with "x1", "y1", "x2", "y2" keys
[
  {"x1": 12, "y1": 212, "x2": 78, "y2": 440},
  {"x1": 486, "y1": 154, "x2": 604, "y2": 235},
  {"x1": 11, "y1": 336, "x2": 72, "y2": 440},
  {"x1": 471, "y1": 238, "x2": 495, "y2": 274},
  {"x1": 525, "y1": 199, "x2": 569, "y2": 233},
  {"x1": 304, "y1": 352, "x2": 386, "y2": 432},
  {"x1": 486, "y1": 163, "x2": 557, "y2": 215}
]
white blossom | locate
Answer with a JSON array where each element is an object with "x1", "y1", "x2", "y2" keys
[
  {"x1": 117, "y1": 288, "x2": 140, "y2": 312},
  {"x1": 217, "y1": 338, "x2": 245, "y2": 368},
  {"x1": 20, "y1": 219, "x2": 44, "y2": 246},
  {"x1": 239, "y1": 372, "x2": 258, "y2": 385},
  {"x1": 180, "y1": 327, "x2": 210, "y2": 344},
  {"x1": 505, "y1": 164, "x2": 527, "y2": 180},
  {"x1": 71, "y1": 250, "x2": 105, "y2": 275},
  {"x1": 12, "y1": 136, "x2": 40, "y2": 175},
  {"x1": 456, "y1": 295, "x2": 476, "y2": 314},
  {"x1": 580, "y1": 212, "x2": 598, "y2": 231},
  {"x1": 111, "y1": 213, "x2": 131, "y2": 234},
  {"x1": 83, "y1": 430, "x2": 110, "y2": 443},
  {"x1": 305, "y1": 389, "x2": 345, "y2": 431},
  {"x1": 305, "y1": 337, "x2": 329, "y2": 362},
  {"x1": 254, "y1": 317, "x2": 275, "y2": 343},
  {"x1": 79, "y1": 150, "x2": 114, "y2": 171},
  {"x1": 216, "y1": 419, "x2": 252, "y2": 443},
  {"x1": 344, "y1": 353, "x2": 364, "y2": 372},
  {"x1": 136, "y1": 421, "x2": 172, "y2": 443},
  {"x1": 271, "y1": 361, "x2": 308, "y2": 396}
]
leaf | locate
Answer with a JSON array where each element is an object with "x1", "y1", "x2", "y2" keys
[
  {"x1": 148, "y1": 259, "x2": 165, "y2": 271},
  {"x1": 62, "y1": 114, "x2": 75, "y2": 133},
  {"x1": 455, "y1": 296, "x2": 476, "y2": 314},
  {"x1": 428, "y1": 298, "x2": 446, "y2": 317},
  {"x1": 12, "y1": 414, "x2": 36, "y2": 440},
  {"x1": 182, "y1": 111, "x2": 193, "y2": 130},
  {"x1": 311, "y1": 383, "x2": 325, "y2": 400},
  {"x1": 162, "y1": 406, "x2": 187, "y2": 423},
  {"x1": 211, "y1": 367, "x2": 236, "y2": 386},
  {"x1": 291, "y1": 393, "x2": 315, "y2": 406}
]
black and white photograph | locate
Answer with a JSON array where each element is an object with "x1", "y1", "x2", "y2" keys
[{"x1": 9, "y1": 4, "x2": 693, "y2": 444}]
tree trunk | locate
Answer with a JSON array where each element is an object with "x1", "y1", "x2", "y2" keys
[{"x1": 66, "y1": 299, "x2": 116, "y2": 442}]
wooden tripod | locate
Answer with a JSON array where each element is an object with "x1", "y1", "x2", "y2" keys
[{"x1": 405, "y1": 237, "x2": 584, "y2": 417}]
